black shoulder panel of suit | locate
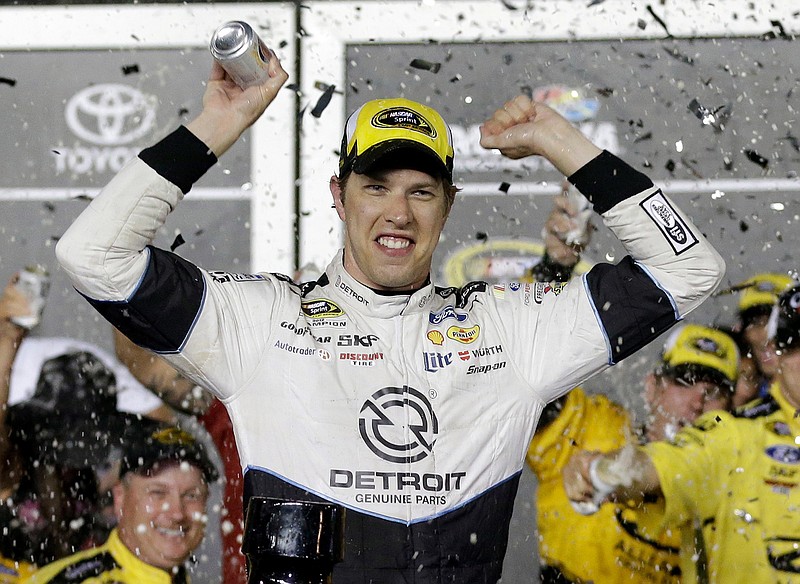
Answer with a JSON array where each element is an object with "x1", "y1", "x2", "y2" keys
[
  {"x1": 568, "y1": 150, "x2": 654, "y2": 215},
  {"x1": 243, "y1": 468, "x2": 519, "y2": 583},
  {"x1": 44, "y1": 551, "x2": 119, "y2": 583},
  {"x1": 734, "y1": 394, "x2": 781, "y2": 419},
  {"x1": 83, "y1": 246, "x2": 205, "y2": 353},
  {"x1": 138, "y1": 125, "x2": 218, "y2": 194},
  {"x1": 585, "y1": 255, "x2": 678, "y2": 364}
]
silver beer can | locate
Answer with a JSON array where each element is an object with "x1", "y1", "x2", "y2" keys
[
  {"x1": 209, "y1": 21, "x2": 271, "y2": 89},
  {"x1": 12, "y1": 265, "x2": 50, "y2": 330}
]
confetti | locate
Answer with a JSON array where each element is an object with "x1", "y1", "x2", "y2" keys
[
  {"x1": 311, "y1": 84, "x2": 335, "y2": 118},
  {"x1": 646, "y1": 5, "x2": 671, "y2": 37},
  {"x1": 122, "y1": 64, "x2": 139, "y2": 75},
  {"x1": 743, "y1": 149, "x2": 769, "y2": 169},
  {"x1": 0, "y1": 77, "x2": 16, "y2": 86},
  {"x1": 662, "y1": 45, "x2": 694, "y2": 65},
  {"x1": 410, "y1": 59, "x2": 441, "y2": 73},
  {"x1": 498, "y1": 182, "x2": 510, "y2": 193},
  {"x1": 171, "y1": 233, "x2": 186, "y2": 252},
  {"x1": 476, "y1": 232, "x2": 488, "y2": 242}
]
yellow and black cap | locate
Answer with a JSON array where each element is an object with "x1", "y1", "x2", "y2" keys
[
  {"x1": 339, "y1": 98, "x2": 454, "y2": 183},
  {"x1": 768, "y1": 284, "x2": 800, "y2": 350},
  {"x1": 120, "y1": 424, "x2": 219, "y2": 483},
  {"x1": 735, "y1": 272, "x2": 795, "y2": 325},
  {"x1": 658, "y1": 324, "x2": 739, "y2": 391}
]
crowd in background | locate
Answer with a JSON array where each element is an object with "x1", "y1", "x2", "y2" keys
[{"x1": 1, "y1": 193, "x2": 797, "y2": 582}]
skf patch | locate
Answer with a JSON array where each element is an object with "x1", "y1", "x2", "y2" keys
[
  {"x1": 639, "y1": 190, "x2": 699, "y2": 255},
  {"x1": 301, "y1": 299, "x2": 345, "y2": 319},
  {"x1": 447, "y1": 325, "x2": 480, "y2": 344}
]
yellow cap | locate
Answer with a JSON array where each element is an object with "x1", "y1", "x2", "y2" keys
[
  {"x1": 736, "y1": 272, "x2": 794, "y2": 313},
  {"x1": 339, "y1": 98, "x2": 454, "y2": 182},
  {"x1": 660, "y1": 324, "x2": 739, "y2": 388}
]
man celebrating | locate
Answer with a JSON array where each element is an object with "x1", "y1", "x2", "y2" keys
[
  {"x1": 535, "y1": 323, "x2": 739, "y2": 583},
  {"x1": 565, "y1": 283, "x2": 800, "y2": 583},
  {"x1": 23, "y1": 423, "x2": 218, "y2": 583},
  {"x1": 54, "y1": 50, "x2": 724, "y2": 582}
]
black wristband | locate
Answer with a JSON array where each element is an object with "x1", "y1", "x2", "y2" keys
[{"x1": 529, "y1": 252, "x2": 576, "y2": 283}]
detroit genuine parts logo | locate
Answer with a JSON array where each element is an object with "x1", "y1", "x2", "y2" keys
[
  {"x1": 359, "y1": 386, "x2": 438, "y2": 463},
  {"x1": 54, "y1": 84, "x2": 158, "y2": 176}
]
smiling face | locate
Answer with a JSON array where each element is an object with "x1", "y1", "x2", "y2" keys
[
  {"x1": 113, "y1": 461, "x2": 209, "y2": 571},
  {"x1": 644, "y1": 373, "x2": 731, "y2": 441},
  {"x1": 331, "y1": 167, "x2": 451, "y2": 292},
  {"x1": 743, "y1": 314, "x2": 780, "y2": 378}
]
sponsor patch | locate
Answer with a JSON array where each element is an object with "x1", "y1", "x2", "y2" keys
[
  {"x1": 274, "y1": 340, "x2": 317, "y2": 357},
  {"x1": 446, "y1": 325, "x2": 480, "y2": 344},
  {"x1": 335, "y1": 275, "x2": 369, "y2": 306},
  {"x1": 301, "y1": 299, "x2": 345, "y2": 319},
  {"x1": 639, "y1": 190, "x2": 699, "y2": 255},
  {"x1": 427, "y1": 330, "x2": 445, "y2": 346},
  {"x1": 467, "y1": 361, "x2": 507, "y2": 375},
  {"x1": 424, "y1": 352, "x2": 453, "y2": 373},
  {"x1": 339, "y1": 352, "x2": 384, "y2": 366},
  {"x1": 532, "y1": 281, "x2": 568, "y2": 304},
  {"x1": 209, "y1": 270, "x2": 265, "y2": 284},
  {"x1": 765, "y1": 445, "x2": 800, "y2": 464},
  {"x1": 373, "y1": 107, "x2": 437, "y2": 138},
  {"x1": 358, "y1": 385, "x2": 439, "y2": 464},
  {"x1": 429, "y1": 305, "x2": 468, "y2": 325}
]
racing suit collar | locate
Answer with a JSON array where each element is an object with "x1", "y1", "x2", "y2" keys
[{"x1": 325, "y1": 250, "x2": 436, "y2": 318}]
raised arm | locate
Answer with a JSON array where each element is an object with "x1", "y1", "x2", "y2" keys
[
  {"x1": 481, "y1": 95, "x2": 724, "y2": 371},
  {"x1": 0, "y1": 274, "x2": 29, "y2": 494},
  {"x1": 55, "y1": 56, "x2": 288, "y2": 305}
]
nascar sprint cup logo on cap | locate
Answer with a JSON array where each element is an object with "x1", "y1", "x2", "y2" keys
[
  {"x1": 358, "y1": 386, "x2": 438, "y2": 464},
  {"x1": 640, "y1": 190, "x2": 698, "y2": 254},
  {"x1": 372, "y1": 107, "x2": 437, "y2": 138}
]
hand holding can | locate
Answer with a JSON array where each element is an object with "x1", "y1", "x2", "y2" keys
[
  {"x1": 10, "y1": 265, "x2": 50, "y2": 330},
  {"x1": 210, "y1": 21, "x2": 272, "y2": 89}
]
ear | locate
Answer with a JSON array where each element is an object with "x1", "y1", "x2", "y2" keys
[
  {"x1": 330, "y1": 175, "x2": 346, "y2": 221},
  {"x1": 643, "y1": 373, "x2": 658, "y2": 409},
  {"x1": 112, "y1": 482, "x2": 126, "y2": 522}
]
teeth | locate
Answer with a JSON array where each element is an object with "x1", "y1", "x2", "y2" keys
[
  {"x1": 158, "y1": 527, "x2": 185, "y2": 537},
  {"x1": 379, "y1": 237, "x2": 410, "y2": 249}
]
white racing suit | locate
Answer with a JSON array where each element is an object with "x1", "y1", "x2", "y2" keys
[{"x1": 56, "y1": 126, "x2": 724, "y2": 583}]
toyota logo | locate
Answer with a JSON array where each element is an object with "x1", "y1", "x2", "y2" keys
[
  {"x1": 359, "y1": 386, "x2": 438, "y2": 464},
  {"x1": 65, "y1": 84, "x2": 157, "y2": 146}
]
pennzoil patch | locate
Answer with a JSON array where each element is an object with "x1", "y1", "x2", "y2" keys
[{"x1": 639, "y1": 190, "x2": 698, "y2": 255}]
